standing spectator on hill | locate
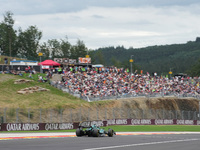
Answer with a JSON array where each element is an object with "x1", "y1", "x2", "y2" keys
[
  {"x1": 25, "y1": 67, "x2": 29, "y2": 73},
  {"x1": 28, "y1": 73, "x2": 33, "y2": 78},
  {"x1": 38, "y1": 75, "x2": 44, "y2": 82},
  {"x1": 58, "y1": 66, "x2": 62, "y2": 74},
  {"x1": 28, "y1": 66, "x2": 31, "y2": 72}
]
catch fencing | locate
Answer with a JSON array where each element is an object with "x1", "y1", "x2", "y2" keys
[{"x1": 0, "y1": 107, "x2": 199, "y2": 124}]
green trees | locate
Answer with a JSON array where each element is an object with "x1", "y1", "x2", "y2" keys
[
  {"x1": 70, "y1": 39, "x2": 87, "y2": 59},
  {"x1": 0, "y1": 11, "x2": 88, "y2": 61},
  {"x1": 90, "y1": 42, "x2": 200, "y2": 76},
  {"x1": 0, "y1": 11, "x2": 42, "y2": 59},
  {"x1": 17, "y1": 26, "x2": 42, "y2": 59},
  {"x1": 0, "y1": 11, "x2": 17, "y2": 57},
  {"x1": 187, "y1": 59, "x2": 200, "y2": 76},
  {"x1": 40, "y1": 38, "x2": 87, "y2": 60}
]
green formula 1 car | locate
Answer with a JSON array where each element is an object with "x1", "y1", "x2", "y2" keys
[{"x1": 76, "y1": 122, "x2": 116, "y2": 137}]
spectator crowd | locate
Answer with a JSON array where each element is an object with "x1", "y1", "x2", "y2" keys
[
  {"x1": 52, "y1": 66, "x2": 200, "y2": 99},
  {"x1": 1, "y1": 63, "x2": 200, "y2": 100}
]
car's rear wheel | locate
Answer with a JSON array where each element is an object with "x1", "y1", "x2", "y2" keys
[
  {"x1": 76, "y1": 128, "x2": 83, "y2": 137},
  {"x1": 108, "y1": 129, "x2": 114, "y2": 137},
  {"x1": 92, "y1": 129, "x2": 99, "y2": 137}
]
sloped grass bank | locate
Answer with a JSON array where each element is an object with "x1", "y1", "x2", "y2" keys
[{"x1": 0, "y1": 74, "x2": 88, "y2": 109}]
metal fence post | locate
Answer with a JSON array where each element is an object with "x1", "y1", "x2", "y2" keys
[
  {"x1": 105, "y1": 108, "x2": 107, "y2": 120},
  {"x1": 112, "y1": 108, "x2": 115, "y2": 120},
  {"x1": 70, "y1": 109, "x2": 72, "y2": 122},
  {"x1": 188, "y1": 111, "x2": 190, "y2": 120},
  {"x1": 28, "y1": 108, "x2": 30, "y2": 123},
  {"x1": 182, "y1": 111, "x2": 184, "y2": 120},
  {"x1": 39, "y1": 108, "x2": 42, "y2": 123},
  {"x1": 170, "y1": 110, "x2": 172, "y2": 119},
  {"x1": 16, "y1": 108, "x2": 19, "y2": 123},
  {"x1": 194, "y1": 111, "x2": 196, "y2": 120},
  {"x1": 60, "y1": 108, "x2": 63, "y2": 123},
  {"x1": 162, "y1": 109, "x2": 165, "y2": 119},
  {"x1": 142, "y1": 110, "x2": 144, "y2": 119},
  {"x1": 120, "y1": 107, "x2": 122, "y2": 119},
  {"x1": 88, "y1": 108, "x2": 90, "y2": 121},
  {"x1": 4, "y1": 108, "x2": 7, "y2": 123},
  {"x1": 156, "y1": 109, "x2": 158, "y2": 119},
  {"x1": 96, "y1": 108, "x2": 99, "y2": 120},
  {"x1": 50, "y1": 109, "x2": 52, "y2": 123},
  {"x1": 79, "y1": 108, "x2": 82, "y2": 122}
]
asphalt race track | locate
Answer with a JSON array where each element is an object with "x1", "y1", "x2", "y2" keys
[{"x1": 0, "y1": 132, "x2": 200, "y2": 150}]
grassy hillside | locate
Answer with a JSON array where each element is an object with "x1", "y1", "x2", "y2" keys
[{"x1": 0, "y1": 74, "x2": 90, "y2": 109}]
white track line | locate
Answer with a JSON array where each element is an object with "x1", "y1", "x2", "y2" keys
[{"x1": 83, "y1": 139, "x2": 199, "y2": 150}]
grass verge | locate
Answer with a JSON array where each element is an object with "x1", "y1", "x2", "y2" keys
[{"x1": 1, "y1": 125, "x2": 200, "y2": 133}]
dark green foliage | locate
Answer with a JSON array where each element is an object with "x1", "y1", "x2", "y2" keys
[
  {"x1": 187, "y1": 59, "x2": 200, "y2": 76},
  {"x1": 90, "y1": 42, "x2": 200, "y2": 76}
]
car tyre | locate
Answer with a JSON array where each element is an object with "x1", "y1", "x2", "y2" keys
[
  {"x1": 108, "y1": 129, "x2": 114, "y2": 137},
  {"x1": 76, "y1": 128, "x2": 83, "y2": 137},
  {"x1": 92, "y1": 128, "x2": 99, "y2": 137}
]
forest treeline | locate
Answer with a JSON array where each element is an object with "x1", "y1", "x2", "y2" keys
[
  {"x1": 0, "y1": 11, "x2": 200, "y2": 76},
  {"x1": 92, "y1": 39, "x2": 200, "y2": 76}
]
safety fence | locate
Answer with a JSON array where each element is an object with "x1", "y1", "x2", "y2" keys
[{"x1": 0, "y1": 107, "x2": 199, "y2": 124}]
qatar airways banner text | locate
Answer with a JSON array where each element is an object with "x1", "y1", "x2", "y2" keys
[
  {"x1": 0, "y1": 123, "x2": 79, "y2": 131},
  {"x1": 106, "y1": 119, "x2": 200, "y2": 126},
  {"x1": 0, "y1": 121, "x2": 106, "y2": 131},
  {"x1": 0, "y1": 119, "x2": 200, "y2": 131}
]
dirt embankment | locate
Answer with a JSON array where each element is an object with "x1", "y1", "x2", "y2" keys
[
  {"x1": 72, "y1": 97, "x2": 200, "y2": 121},
  {"x1": 93, "y1": 97, "x2": 199, "y2": 111}
]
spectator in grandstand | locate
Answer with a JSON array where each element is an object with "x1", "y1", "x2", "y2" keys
[{"x1": 54, "y1": 66, "x2": 200, "y2": 99}]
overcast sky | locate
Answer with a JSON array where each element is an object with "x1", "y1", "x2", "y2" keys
[{"x1": 1, "y1": 0, "x2": 200, "y2": 49}]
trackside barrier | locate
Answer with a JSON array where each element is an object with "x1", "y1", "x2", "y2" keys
[
  {"x1": 0, "y1": 107, "x2": 199, "y2": 124},
  {"x1": 1, "y1": 119, "x2": 200, "y2": 131}
]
